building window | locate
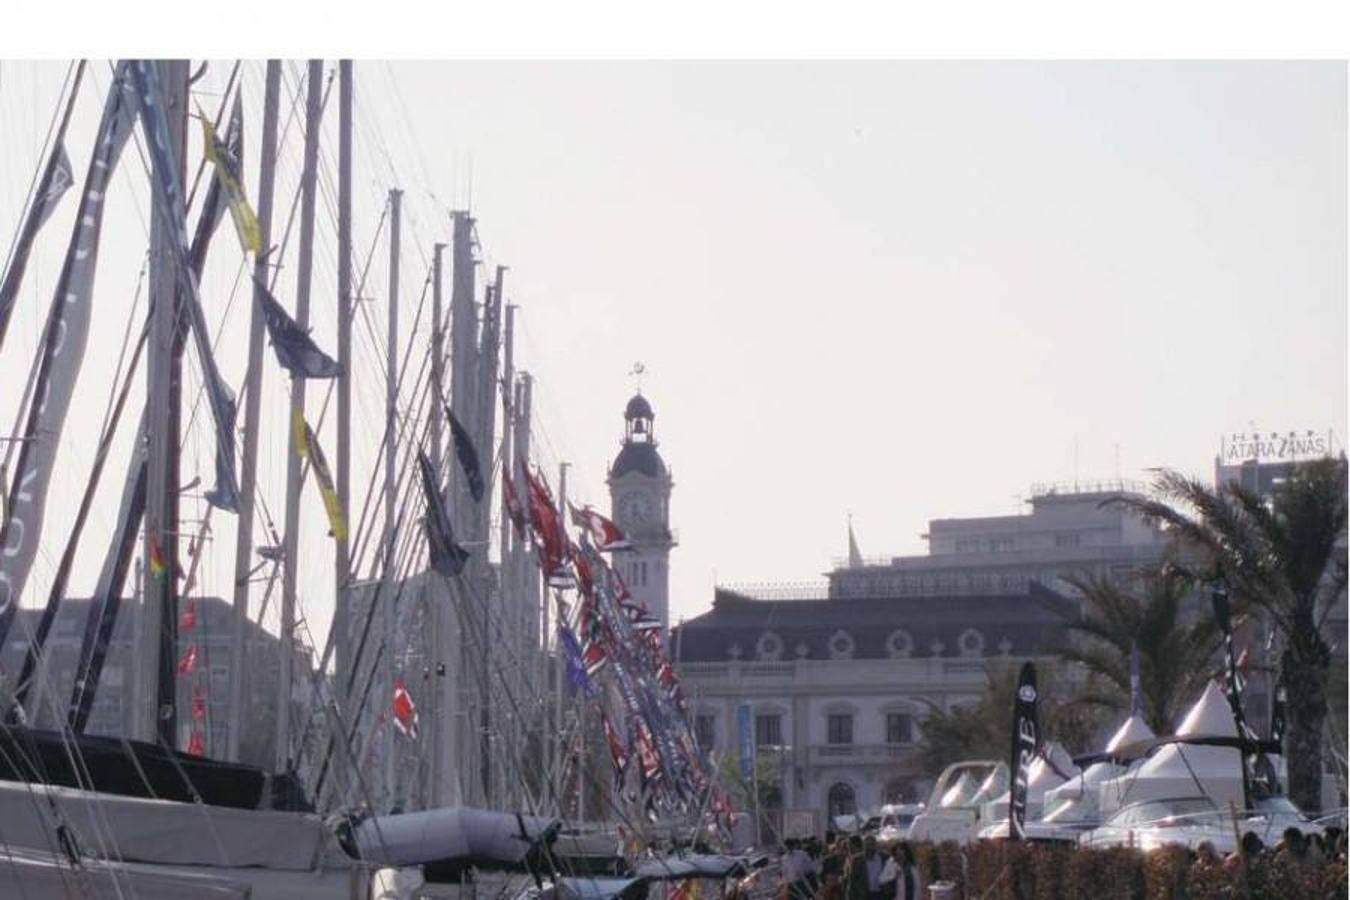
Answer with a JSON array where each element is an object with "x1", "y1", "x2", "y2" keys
[
  {"x1": 886, "y1": 712, "x2": 914, "y2": 745},
  {"x1": 827, "y1": 782, "x2": 857, "y2": 818},
  {"x1": 755, "y1": 713, "x2": 782, "y2": 748},
  {"x1": 827, "y1": 713, "x2": 853, "y2": 745},
  {"x1": 695, "y1": 714, "x2": 716, "y2": 750},
  {"x1": 640, "y1": 561, "x2": 648, "y2": 586},
  {"x1": 955, "y1": 538, "x2": 979, "y2": 554},
  {"x1": 1055, "y1": 533, "x2": 1080, "y2": 548},
  {"x1": 990, "y1": 538, "x2": 1014, "y2": 553}
]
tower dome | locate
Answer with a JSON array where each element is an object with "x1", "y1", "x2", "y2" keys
[{"x1": 624, "y1": 393, "x2": 655, "y2": 422}]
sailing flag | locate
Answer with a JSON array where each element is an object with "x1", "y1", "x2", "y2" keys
[
  {"x1": 568, "y1": 503, "x2": 631, "y2": 552},
  {"x1": 392, "y1": 677, "x2": 419, "y2": 739},
  {"x1": 523, "y1": 466, "x2": 571, "y2": 587},
  {"x1": 557, "y1": 622, "x2": 593, "y2": 695},
  {"x1": 0, "y1": 144, "x2": 74, "y2": 349},
  {"x1": 416, "y1": 450, "x2": 470, "y2": 577},
  {"x1": 191, "y1": 684, "x2": 207, "y2": 720},
  {"x1": 187, "y1": 731, "x2": 205, "y2": 756},
  {"x1": 180, "y1": 601, "x2": 197, "y2": 631},
  {"x1": 572, "y1": 540, "x2": 596, "y2": 599},
  {"x1": 1007, "y1": 661, "x2": 1039, "y2": 841},
  {"x1": 199, "y1": 96, "x2": 261, "y2": 255},
  {"x1": 177, "y1": 643, "x2": 198, "y2": 675},
  {"x1": 257, "y1": 282, "x2": 341, "y2": 378},
  {"x1": 1129, "y1": 643, "x2": 1143, "y2": 718},
  {"x1": 447, "y1": 408, "x2": 484, "y2": 503},
  {"x1": 602, "y1": 713, "x2": 630, "y2": 791},
  {"x1": 293, "y1": 407, "x2": 347, "y2": 540},
  {"x1": 502, "y1": 470, "x2": 528, "y2": 539},
  {"x1": 149, "y1": 533, "x2": 168, "y2": 581}
]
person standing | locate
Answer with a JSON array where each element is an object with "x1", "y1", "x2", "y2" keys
[{"x1": 878, "y1": 843, "x2": 924, "y2": 900}]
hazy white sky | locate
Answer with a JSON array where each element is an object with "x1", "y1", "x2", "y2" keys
[{"x1": 0, "y1": 61, "x2": 1344, "y2": 643}]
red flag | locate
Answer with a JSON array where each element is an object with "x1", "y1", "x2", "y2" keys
[
  {"x1": 192, "y1": 685, "x2": 207, "y2": 720},
  {"x1": 176, "y1": 643, "x2": 198, "y2": 674},
  {"x1": 523, "y1": 466, "x2": 572, "y2": 586},
  {"x1": 568, "y1": 502, "x2": 632, "y2": 552},
  {"x1": 179, "y1": 601, "x2": 197, "y2": 631},
  {"x1": 603, "y1": 713, "x2": 630, "y2": 788},
  {"x1": 392, "y1": 677, "x2": 419, "y2": 739},
  {"x1": 635, "y1": 720, "x2": 661, "y2": 784},
  {"x1": 187, "y1": 731, "x2": 205, "y2": 756},
  {"x1": 572, "y1": 540, "x2": 595, "y2": 598},
  {"x1": 502, "y1": 468, "x2": 529, "y2": 540}
]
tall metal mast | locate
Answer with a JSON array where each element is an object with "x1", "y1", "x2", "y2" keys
[
  {"x1": 428, "y1": 240, "x2": 448, "y2": 807},
  {"x1": 497, "y1": 303, "x2": 515, "y2": 807},
  {"x1": 227, "y1": 60, "x2": 281, "y2": 762},
  {"x1": 276, "y1": 59, "x2": 324, "y2": 773},
  {"x1": 475, "y1": 269, "x2": 503, "y2": 806},
  {"x1": 137, "y1": 59, "x2": 188, "y2": 746},
  {"x1": 334, "y1": 60, "x2": 354, "y2": 760},
  {"x1": 554, "y1": 461, "x2": 568, "y2": 815},
  {"x1": 382, "y1": 187, "x2": 403, "y2": 809}
]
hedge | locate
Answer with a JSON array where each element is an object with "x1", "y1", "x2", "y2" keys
[{"x1": 906, "y1": 840, "x2": 1347, "y2": 900}]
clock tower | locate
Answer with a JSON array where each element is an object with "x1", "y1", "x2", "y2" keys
[{"x1": 607, "y1": 393, "x2": 676, "y2": 632}]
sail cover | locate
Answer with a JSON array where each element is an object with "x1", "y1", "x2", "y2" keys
[
  {"x1": 349, "y1": 806, "x2": 560, "y2": 881},
  {"x1": 0, "y1": 63, "x2": 138, "y2": 648}
]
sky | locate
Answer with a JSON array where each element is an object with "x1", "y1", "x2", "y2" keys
[{"x1": 0, "y1": 61, "x2": 1344, "y2": 649}]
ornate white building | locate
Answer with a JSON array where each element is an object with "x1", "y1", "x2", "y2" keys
[{"x1": 607, "y1": 393, "x2": 677, "y2": 632}]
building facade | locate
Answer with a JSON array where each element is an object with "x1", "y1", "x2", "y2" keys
[
  {"x1": 2, "y1": 596, "x2": 294, "y2": 766},
  {"x1": 607, "y1": 393, "x2": 677, "y2": 632},
  {"x1": 829, "y1": 481, "x2": 1169, "y2": 602},
  {"x1": 672, "y1": 584, "x2": 1077, "y2": 827}
]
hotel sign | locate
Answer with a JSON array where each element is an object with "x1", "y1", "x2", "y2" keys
[{"x1": 1220, "y1": 429, "x2": 1330, "y2": 465}]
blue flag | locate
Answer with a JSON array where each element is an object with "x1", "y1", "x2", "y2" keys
[
  {"x1": 447, "y1": 407, "x2": 484, "y2": 502},
  {"x1": 558, "y1": 622, "x2": 593, "y2": 695},
  {"x1": 256, "y1": 279, "x2": 341, "y2": 378},
  {"x1": 416, "y1": 450, "x2": 469, "y2": 576}
]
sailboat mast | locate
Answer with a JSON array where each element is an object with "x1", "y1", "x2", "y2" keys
[
  {"x1": 498, "y1": 302, "x2": 515, "y2": 808},
  {"x1": 276, "y1": 59, "x2": 324, "y2": 773},
  {"x1": 555, "y1": 461, "x2": 568, "y2": 815},
  {"x1": 429, "y1": 241, "x2": 447, "y2": 808},
  {"x1": 383, "y1": 187, "x2": 403, "y2": 809},
  {"x1": 227, "y1": 59, "x2": 281, "y2": 762},
  {"x1": 138, "y1": 58, "x2": 189, "y2": 746},
  {"x1": 334, "y1": 59, "x2": 354, "y2": 743}
]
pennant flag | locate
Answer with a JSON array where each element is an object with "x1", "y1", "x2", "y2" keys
[
  {"x1": 256, "y1": 282, "x2": 341, "y2": 378},
  {"x1": 199, "y1": 96, "x2": 261, "y2": 255},
  {"x1": 523, "y1": 466, "x2": 571, "y2": 587},
  {"x1": 392, "y1": 677, "x2": 419, "y2": 739},
  {"x1": 603, "y1": 713, "x2": 630, "y2": 792},
  {"x1": 180, "y1": 600, "x2": 197, "y2": 631},
  {"x1": 177, "y1": 642, "x2": 198, "y2": 675},
  {"x1": 1129, "y1": 643, "x2": 1142, "y2": 718},
  {"x1": 447, "y1": 408, "x2": 484, "y2": 503},
  {"x1": 416, "y1": 450, "x2": 470, "y2": 576},
  {"x1": 568, "y1": 502, "x2": 632, "y2": 552},
  {"x1": 293, "y1": 407, "x2": 348, "y2": 540},
  {"x1": 191, "y1": 684, "x2": 207, "y2": 720},
  {"x1": 558, "y1": 622, "x2": 594, "y2": 695},
  {"x1": 1007, "y1": 661, "x2": 1039, "y2": 841},
  {"x1": 502, "y1": 469, "x2": 528, "y2": 539},
  {"x1": 149, "y1": 533, "x2": 168, "y2": 581},
  {"x1": 187, "y1": 730, "x2": 205, "y2": 756}
]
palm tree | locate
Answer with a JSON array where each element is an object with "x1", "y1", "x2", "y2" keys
[
  {"x1": 1055, "y1": 567, "x2": 1221, "y2": 736},
  {"x1": 1108, "y1": 458, "x2": 1347, "y2": 811}
]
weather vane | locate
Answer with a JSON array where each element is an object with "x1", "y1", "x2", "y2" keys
[{"x1": 630, "y1": 361, "x2": 645, "y2": 392}]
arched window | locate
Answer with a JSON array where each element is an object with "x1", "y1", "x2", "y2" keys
[
  {"x1": 883, "y1": 777, "x2": 918, "y2": 805},
  {"x1": 827, "y1": 782, "x2": 857, "y2": 819}
]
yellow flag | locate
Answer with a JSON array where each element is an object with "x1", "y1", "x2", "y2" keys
[
  {"x1": 293, "y1": 407, "x2": 347, "y2": 541},
  {"x1": 200, "y1": 103, "x2": 262, "y2": 255}
]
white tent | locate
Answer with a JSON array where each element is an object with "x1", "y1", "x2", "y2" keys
[
  {"x1": 1042, "y1": 714, "x2": 1156, "y2": 821},
  {"x1": 1095, "y1": 682, "x2": 1244, "y2": 815}
]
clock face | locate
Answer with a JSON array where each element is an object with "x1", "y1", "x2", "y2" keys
[{"x1": 618, "y1": 492, "x2": 654, "y2": 527}]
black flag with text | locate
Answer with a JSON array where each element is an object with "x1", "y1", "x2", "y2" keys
[{"x1": 1008, "y1": 661, "x2": 1039, "y2": 841}]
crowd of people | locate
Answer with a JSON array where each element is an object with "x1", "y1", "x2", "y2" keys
[{"x1": 779, "y1": 835, "x2": 924, "y2": 900}]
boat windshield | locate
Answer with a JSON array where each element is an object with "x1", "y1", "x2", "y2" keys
[{"x1": 1106, "y1": 797, "x2": 1219, "y2": 829}]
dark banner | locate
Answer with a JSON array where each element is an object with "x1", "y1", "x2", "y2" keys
[
  {"x1": 0, "y1": 64, "x2": 138, "y2": 651},
  {"x1": 0, "y1": 144, "x2": 74, "y2": 348},
  {"x1": 1008, "y1": 661, "x2": 1039, "y2": 840}
]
